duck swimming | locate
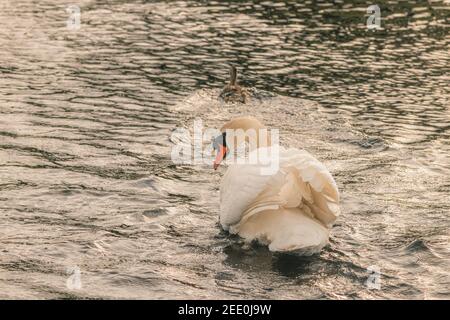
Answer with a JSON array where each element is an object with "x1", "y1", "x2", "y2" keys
[{"x1": 219, "y1": 65, "x2": 250, "y2": 103}]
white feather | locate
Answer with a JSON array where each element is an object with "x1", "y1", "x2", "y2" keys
[{"x1": 219, "y1": 146, "x2": 340, "y2": 254}]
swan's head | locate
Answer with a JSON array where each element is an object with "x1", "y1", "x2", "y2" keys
[{"x1": 212, "y1": 116, "x2": 270, "y2": 170}]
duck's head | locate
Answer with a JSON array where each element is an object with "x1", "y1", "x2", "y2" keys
[
  {"x1": 212, "y1": 116, "x2": 270, "y2": 170},
  {"x1": 228, "y1": 65, "x2": 237, "y2": 86}
]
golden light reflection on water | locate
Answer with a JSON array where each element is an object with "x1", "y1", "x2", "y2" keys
[{"x1": 0, "y1": 0, "x2": 449, "y2": 299}]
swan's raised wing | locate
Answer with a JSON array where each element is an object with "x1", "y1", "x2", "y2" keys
[
  {"x1": 219, "y1": 146, "x2": 340, "y2": 229},
  {"x1": 280, "y1": 148, "x2": 340, "y2": 227}
]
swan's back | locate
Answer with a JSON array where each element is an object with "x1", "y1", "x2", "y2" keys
[{"x1": 219, "y1": 146, "x2": 340, "y2": 254}]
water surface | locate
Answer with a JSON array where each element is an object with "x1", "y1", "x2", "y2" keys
[{"x1": 0, "y1": 0, "x2": 449, "y2": 299}]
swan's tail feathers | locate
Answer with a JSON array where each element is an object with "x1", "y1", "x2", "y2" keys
[{"x1": 232, "y1": 208, "x2": 329, "y2": 254}]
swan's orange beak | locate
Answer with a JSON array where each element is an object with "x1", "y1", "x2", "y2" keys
[{"x1": 213, "y1": 145, "x2": 228, "y2": 170}]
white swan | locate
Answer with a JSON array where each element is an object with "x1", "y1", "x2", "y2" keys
[{"x1": 212, "y1": 116, "x2": 340, "y2": 255}]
